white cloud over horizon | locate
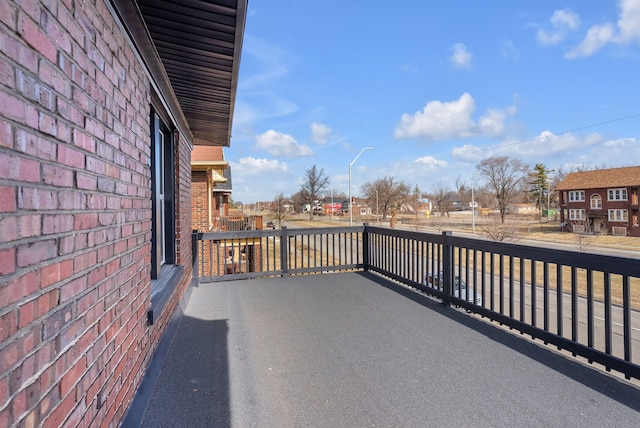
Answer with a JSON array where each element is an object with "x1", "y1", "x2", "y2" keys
[
  {"x1": 255, "y1": 129, "x2": 314, "y2": 157},
  {"x1": 394, "y1": 93, "x2": 516, "y2": 141}
]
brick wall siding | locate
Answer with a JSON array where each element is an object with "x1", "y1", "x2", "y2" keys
[
  {"x1": 0, "y1": 1, "x2": 193, "y2": 426},
  {"x1": 191, "y1": 171, "x2": 209, "y2": 233}
]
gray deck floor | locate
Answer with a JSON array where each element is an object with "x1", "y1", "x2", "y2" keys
[{"x1": 137, "y1": 272, "x2": 640, "y2": 427}]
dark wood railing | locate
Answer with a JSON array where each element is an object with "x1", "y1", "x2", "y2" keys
[{"x1": 194, "y1": 225, "x2": 640, "y2": 380}]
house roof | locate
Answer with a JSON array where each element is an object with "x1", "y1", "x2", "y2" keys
[
  {"x1": 112, "y1": 0, "x2": 247, "y2": 147},
  {"x1": 191, "y1": 146, "x2": 226, "y2": 166},
  {"x1": 556, "y1": 166, "x2": 640, "y2": 190}
]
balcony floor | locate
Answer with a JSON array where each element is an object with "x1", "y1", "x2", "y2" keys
[{"x1": 136, "y1": 272, "x2": 640, "y2": 427}]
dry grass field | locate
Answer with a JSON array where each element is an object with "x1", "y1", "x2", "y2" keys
[{"x1": 282, "y1": 212, "x2": 640, "y2": 253}]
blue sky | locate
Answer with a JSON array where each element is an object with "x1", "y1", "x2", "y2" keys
[{"x1": 227, "y1": 0, "x2": 640, "y2": 203}]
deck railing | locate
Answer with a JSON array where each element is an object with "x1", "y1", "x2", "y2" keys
[{"x1": 195, "y1": 225, "x2": 640, "y2": 380}]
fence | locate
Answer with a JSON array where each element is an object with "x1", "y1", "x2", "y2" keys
[{"x1": 195, "y1": 225, "x2": 640, "y2": 380}]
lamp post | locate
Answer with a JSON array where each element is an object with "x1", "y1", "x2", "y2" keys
[
  {"x1": 471, "y1": 186, "x2": 475, "y2": 234},
  {"x1": 374, "y1": 189, "x2": 379, "y2": 225},
  {"x1": 349, "y1": 147, "x2": 373, "y2": 226}
]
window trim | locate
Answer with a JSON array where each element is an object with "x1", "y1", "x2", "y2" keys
[
  {"x1": 608, "y1": 209, "x2": 628, "y2": 222},
  {"x1": 569, "y1": 209, "x2": 585, "y2": 221},
  {"x1": 608, "y1": 188, "x2": 628, "y2": 201},
  {"x1": 590, "y1": 194, "x2": 602, "y2": 209},
  {"x1": 151, "y1": 112, "x2": 176, "y2": 279},
  {"x1": 568, "y1": 190, "x2": 585, "y2": 202}
]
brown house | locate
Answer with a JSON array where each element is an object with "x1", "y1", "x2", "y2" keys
[
  {"x1": 191, "y1": 146, "x2": 231, "y2": 232},
  {"x1": 556, "y1": 166, "x2": 640, "y2": 236},
  {"x1": 0, "y1": 1, "x2": 246, "y2": 426}
]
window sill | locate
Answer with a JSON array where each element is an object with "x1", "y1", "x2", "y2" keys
[{"x1": 148, "y1": 265, "x2": 184, "y2": 325}]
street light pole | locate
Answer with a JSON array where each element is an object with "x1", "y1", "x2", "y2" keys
[
  {"x1": 374, "y1": 189, "x2": 379, "y2": 225},
  {"x1": 349, "y1": 147, "x2": 373, "y2": 226},
  {"x1": 471, "y1": 186, "x2": 475, "y2": 234}
]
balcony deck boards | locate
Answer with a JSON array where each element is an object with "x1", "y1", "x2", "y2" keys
[{"x1": 137, "y1": 272, "x2": 640, "y2": 427}]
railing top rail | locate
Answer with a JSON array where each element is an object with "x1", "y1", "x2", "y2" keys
[{"x1": 201, "y1": 225, "x2": 365, "y2": 240}]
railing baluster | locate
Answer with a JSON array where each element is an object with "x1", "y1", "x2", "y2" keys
[
  {"x1": 556, "y1": 265, "x2": 563, "y2": 346},
  {"x1": 587, "y1": 269, "x2": 594, "y2": 361},
  {"x1": 544, "y1": 261, "x2": 549, "y2": 337},
  {"x1": 604, "y1": 272, "x2": 612, "y2": 370},
  {"x1": 531, "y1": 260, "x2": 537, "y2": 331}
]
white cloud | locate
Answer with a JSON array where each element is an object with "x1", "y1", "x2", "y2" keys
[
  {"x1": 449, "y1": 43, "x2": 472, "y2": 69},
  {"x1": 255, "y1": 129, "x2": 314, "y2": 157},
  {"x1": 537, "y1": 9, "x2": 580, "y2": 45},
  {"x1": 401, "y1": 64, "x2": 418, "y2": 73},
  {"x1": 566, "y1": 0, "x2": 640, "y2": 58},
  {"x1": 500, "y1": 39, "x2": 520, "y2": 61},
  {"x1": 394, "y1": 93, "x2": 515, "y2": 141},
  {"x1": 414, "y1": 156, "x2": 448, "y2": 169},
  {"x1": 228, "y1": 157, "x2": 293, "y2": 202},
  {"x1": 617, "y1": 0, "x2": 640, "y2": 42},
  {"x1": 310, "y1": 123, "x2": 332, "y2": 144},
  {"x1": 232, "y1": 157, "x2": 290, "y2": 175},
  {"x1": 565, "y1": 24, "x2": 616, "y2": 58},
  {"x1": 452, "y1": 144, "x2": 485, "y2": 162}
]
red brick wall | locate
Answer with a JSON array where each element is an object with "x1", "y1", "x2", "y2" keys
[
  {"x1": 192, "y1": 171, "x2": 209, "y2": 233},
  {"x1": 0, "y1": 1, "x2": 193, "y2": 426}
]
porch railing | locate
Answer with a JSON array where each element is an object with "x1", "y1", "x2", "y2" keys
[{"x1": 195, "y1": 225, "x2": 640, "y2": 380}]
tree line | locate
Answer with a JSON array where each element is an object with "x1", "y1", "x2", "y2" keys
[{"x1": 270, "y1": 155, "x2": 579, "y2": 224}]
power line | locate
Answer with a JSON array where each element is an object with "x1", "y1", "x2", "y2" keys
[{"x1": 487, "y1": 112, "x2": 640, "y2": 150}]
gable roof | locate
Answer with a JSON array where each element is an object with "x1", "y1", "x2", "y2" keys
[{"x1": 556, "y1": 166, "x2": 640, "y2": 190}]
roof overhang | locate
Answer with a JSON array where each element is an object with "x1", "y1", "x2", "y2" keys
[
  {"x1": 191, "y1": 161, "x2": 228, "y2": 171},
  {"x1": 109, "y1": 0, "x2": 247, "y2": 146}
]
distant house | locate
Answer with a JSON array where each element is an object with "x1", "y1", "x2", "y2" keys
[
  {"x1": 191, "y1": 146, "x2": 231, "y2": 232},
  {"x1": 556, "y1": 166, "x2": 640, "y2": 236},
  {"x1": 509, "y1": 203, "x2": 538, "y2": 215}
]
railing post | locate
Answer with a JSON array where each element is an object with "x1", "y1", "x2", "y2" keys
[
  {"x1": 192, "y1": 230, "x2": 200, "y2": 283},
  {"x1": 362, "y1": 223, "x2": 369, "y2": 271},
  {"x1": 442, "y1": 231, "x2": 453, "y2": 307},
  {"x1": 280, "y1": 226, "x2": 289, "y2": 276}
]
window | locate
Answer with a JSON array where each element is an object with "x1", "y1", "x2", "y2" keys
[
  {"x1": 151, "y1": 112, "x2": 175, "y2": 279},
  {"x1": 568, "y1": 190, "x2": 585, "y2": 202},
  {"x1": 608, "y1": 188, "x2": 627, "y2": 201},
  {"x1": 590, "y1": 194, "x2": 602, "y2": 209},
  {"x1": 569, "y1": 209, "x2": 585, "y2": 220},
  {"x1": 608, "y1": 209, "x2": 628, "y2": 222}
]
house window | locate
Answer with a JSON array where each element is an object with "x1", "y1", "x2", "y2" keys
[
  {"x1": 151, "y1": 112, "x2": 176, "y2": 279},
  {"x1": 590, "y1": 194, "x2": 602, "y2": 209},
  {"x1": 608, "y1": 209, "x2": 628, "y2": 222},
  {"x1": 608, "y1": 188, "x2": 627, "y2": 201},
  {"x1": 568, "y1": 190, "x2": 585, "y2": 202},
  {"x1": 569, "y1": 209, "x2": 585, "y2": 220}
]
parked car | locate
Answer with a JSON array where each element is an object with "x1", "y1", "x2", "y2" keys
[
  {"x1": 266, "y1": 221, "x2": 275, "y2": 229},
  {"x1": 424, "y1": 272, "x2": 482, "y2": 305}
]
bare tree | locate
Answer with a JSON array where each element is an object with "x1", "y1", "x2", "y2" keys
[
  {"x1": 290, "y1": 190, "x2": 307, "y2": 214},
  {"x1": 300, "y1": 165, "x2": 330, "y2": 220},
  {"x1": 480, "y1": 215, "x2": 522, "y2": 242},
  {"x1": 430, "y1": 181, "x2": 454, "y2": 217},
  {"x1": 270, "y1": 192, "x2": 291, "y2": 227},
  {"x1": 476, "y1": 156, "x2": 529, "y2": 223},
  {"x1": 362, "y1": 176, "x2": 411, "y2": 220}
]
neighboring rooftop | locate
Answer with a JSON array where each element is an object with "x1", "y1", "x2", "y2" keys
[{"x1": 556, "y1": 166, "x2": 640, "y2": 190}]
